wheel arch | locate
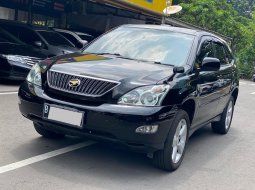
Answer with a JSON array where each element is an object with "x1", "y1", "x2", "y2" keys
[
  {"x1": 231, "y1": 88, "x2": 239, "y2": 105},
  {"x1": 181, "y1": 99, "x2": 196, "y2": 125}
]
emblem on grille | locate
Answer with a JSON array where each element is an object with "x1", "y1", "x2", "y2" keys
[{"x1": 69, "y1": 79, "x2": 81, "y2": 87}]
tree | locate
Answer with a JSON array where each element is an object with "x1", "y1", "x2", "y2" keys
[
  {"x1": 227, "y1": 0, "x2": 255, "y2": 18},
  {"x1": 173, "y1": 0, "x2": 255, "y2": 79}
]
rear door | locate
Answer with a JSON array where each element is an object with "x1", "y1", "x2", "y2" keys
[{"x1": 212, "y1": 39, "x2": 234, "y2": 114}]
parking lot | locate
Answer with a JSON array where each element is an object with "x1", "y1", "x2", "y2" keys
[{"x1": 0, "y1": 80, "x2": 254, "y2": 190}]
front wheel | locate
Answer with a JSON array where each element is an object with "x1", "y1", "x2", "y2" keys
[
  {"x1": 153, "y1": 110, "x2": 190, "y2": 171},
  {"x1": 212, "y1": 96, "x2": 235, "y2": 135}
]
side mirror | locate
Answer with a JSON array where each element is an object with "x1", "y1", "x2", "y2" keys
[
  {"x1": 173, "y1": 66, "x2": 185, "y2": 74},
  {"x1": 81, "y1": 40, "x2": 88, "y2": 46},
  {"x1": 34, "y1": 41, "x2": 43, "y2": 48},
  {"x1": 201, "y1": 57, "x2": 220, "y2": 71}
]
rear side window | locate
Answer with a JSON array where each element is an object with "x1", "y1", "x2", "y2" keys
[
  {"x1": 213, "y1": 43, "x2": 228, "y2": 65},
  {"x1": 38, "y1": 31, "x2": 75, "y2": 47},
  {"x1": 224, "y1": 46, "x2": 234, "y2": 64}
]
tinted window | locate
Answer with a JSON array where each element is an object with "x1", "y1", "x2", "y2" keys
[
  {"x1": 0, "y1": 28, "x2": 23, "y2": 44},
  {"x1": 0, "y1": 24, "x2": 20, "y2": 36},
  {"x1": 0, "y1": 25, "x2": 41, "y2": 46},
  {"x1": 19, "y1": 28, "x2": 41, "y2": 46},
  {"x1": 213, "y1": 43, "x2": 228, "y2": 65},
  {"x1": 197, "y1": 40, "x2": 214, "y2": 65},
  {"x1": 38, "y1": 31, "x2": 75, "y2": 47},
  {"x1": 59, "y1": 32, "x2": 82, "y2": 48},
  {"x1": 224, "y1": 45, "x2": 234, "y2": 64},
  {"x1": 84, "y1": 27, "x2": 194, "y2": 66}
]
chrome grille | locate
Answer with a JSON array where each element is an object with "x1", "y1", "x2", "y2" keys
[
  {"x1": 23, "y1": 56, "x2": 43, "y2": 66},
  {"x1": 47, "y1": 70, "x2": 120, "y2": 97}
]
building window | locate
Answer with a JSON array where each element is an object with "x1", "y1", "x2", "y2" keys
[
  {"x1": 32, "y1": 14, "x2": 47, "y2": 26},
  {"x1": 0, "y1": 7, "x2": 15, "y2": 20},
  {"x1": 17, "y1": 11, "x2": 29, "y2": 23},
  {"x1": 47, "y1": 17, "x2": 56, "y2": 27}
]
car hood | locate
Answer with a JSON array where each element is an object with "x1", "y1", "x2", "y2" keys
[
  {"x1": 0, "y1": 42, "x2": 47, "y2": 58},
  {"x1": 49, "y1": 53, "x2": 174, "y2": 86}
]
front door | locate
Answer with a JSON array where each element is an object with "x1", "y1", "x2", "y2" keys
[{"x1": 192, "y1": 38, "x2": 221, "y2": 127}]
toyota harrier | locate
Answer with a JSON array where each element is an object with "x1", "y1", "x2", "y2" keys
[{"x1": 18, "y1": 25, "x2": 239, "y2": 171}]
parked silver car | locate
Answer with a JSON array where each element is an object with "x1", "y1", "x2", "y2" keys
[{"x1": 54, "y1": 28, "x2": 94, "y2": 49}]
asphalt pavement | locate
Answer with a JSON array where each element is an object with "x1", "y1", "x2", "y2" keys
[{"x1": 0, "y1": 80, "x2": 254, "y2": 190}]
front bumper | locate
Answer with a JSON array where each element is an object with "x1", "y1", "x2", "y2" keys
[{"x1": 18, "y1": 82, "x2": 178, "y2": 153}]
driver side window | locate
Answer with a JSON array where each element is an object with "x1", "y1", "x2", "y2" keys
[{"x1": 195, "y1": 40, "x2": 214, "y2": 69}]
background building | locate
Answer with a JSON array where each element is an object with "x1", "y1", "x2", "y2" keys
[{"x1": 0, "y1": 0, "x2": 230, "y2": 41}]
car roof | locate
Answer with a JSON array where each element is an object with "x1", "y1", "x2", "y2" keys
[
  {"x1": 54, "y1": 28, "x2": 93, "y2": 37},
  {"x1": 121, "y1": 24, "x2": 226, "y2": 43},
  {"x1": 73, "y1": 31, "x2": 93, "y2": 37}
]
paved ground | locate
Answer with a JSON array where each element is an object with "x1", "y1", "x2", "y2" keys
[{"x1": 0, "y1": 80, "x2": 254, "y2": 190}]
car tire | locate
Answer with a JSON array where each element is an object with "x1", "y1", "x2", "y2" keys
[
  {"x1": 34, "y1": 123, "x2": 65, "y2": 139},
  {"x1": 211, "y1": 96, "x2": 235, "y2": 135},
  {"x1": 153, "y1": 110, "x2": 190, "y2": 171}
]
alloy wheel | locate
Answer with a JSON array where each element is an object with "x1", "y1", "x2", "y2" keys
[
  {"x1": 225, "y1": 101, "x2": 233, "y2": 130},
  {"x1": 172, "y1": 119, "x2": 188, "y2": 164}
]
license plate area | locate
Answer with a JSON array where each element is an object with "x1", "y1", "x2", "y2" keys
[{"x1": 43, "y1": 104, "x2": 84, "y2": 129}]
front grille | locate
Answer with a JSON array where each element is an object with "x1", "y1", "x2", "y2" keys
[
  {"x1": 23, "y1": 56, "x2": 43, "y2": 66},
  {"x1": 47, "y1": 70, "x2": 120, "y2": 97}
]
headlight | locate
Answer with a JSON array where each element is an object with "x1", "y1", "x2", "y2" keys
[
  {"x1": 118, "y1": 85, "x2": 170, "y2": 106},
  {"x1": 26, "y1": 63, "x2": 42, "y2": 86},
  {"x1": 2, "y1": 55, "x2": 27, "y2": 64}
]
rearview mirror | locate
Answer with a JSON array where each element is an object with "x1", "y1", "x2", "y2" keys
[
  {"x1": 34, "y1": 41, "x2": 42, "y2": 48},
  {"x1": 201, "y1": 57, "x2": 220, "y2": 71}
]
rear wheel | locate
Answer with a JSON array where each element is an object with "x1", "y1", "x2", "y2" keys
[
  {"x1": 153, "y1": 110, "x2": 189, "y2": 171},
  {"x1": 212, "y1": 96, "x2": 234, "y2": 134},
  {"x1": 34, "y1": 123, "x2": 65, "y2": 139}
]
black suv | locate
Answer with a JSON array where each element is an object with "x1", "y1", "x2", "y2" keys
[
  {"x1": 18, "y1": 25, "x2": 239, "y2": 171},
  {"x1": 0, "y1": 20, "x2": 78, "y2": 57}
]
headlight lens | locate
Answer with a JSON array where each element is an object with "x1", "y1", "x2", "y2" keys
[
  {"x1": 26, "y1": 63, "x2": 42, "y2": 86},
  {"x1": 2, "y1": 55, "x2": 27, "y2": 64},
  {"x1": 118, "y1": 85, "x2": 170, "y2": 106}
]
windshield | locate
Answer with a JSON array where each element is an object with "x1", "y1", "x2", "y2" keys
[
  {"x1": 38, "y1": 31, "x2": 75, "y2": 47},
  {"x1": 84, "y1": 26, "x2": 194, "y2": 66},
  {"x1": 0, "y1": 28, "x2": 24, "y2": 44}
]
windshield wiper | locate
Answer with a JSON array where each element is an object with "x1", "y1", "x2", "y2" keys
[
  {"x1": 97, "y1": 53, "x2": 121, "y2": 56},
  {"x1": 96, "y1": 53, "x2": 139, "y2": 61},
  {"x1": 152, "y1": 61, "x2": 175, "y2": 67},
  {"x1": 85, "y1": 52, "x2": 175, "y2": 66}
]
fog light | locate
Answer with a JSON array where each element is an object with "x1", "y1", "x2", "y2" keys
[{"x1": 135, "y1": 125, "x2": 159, "y2": 134}]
